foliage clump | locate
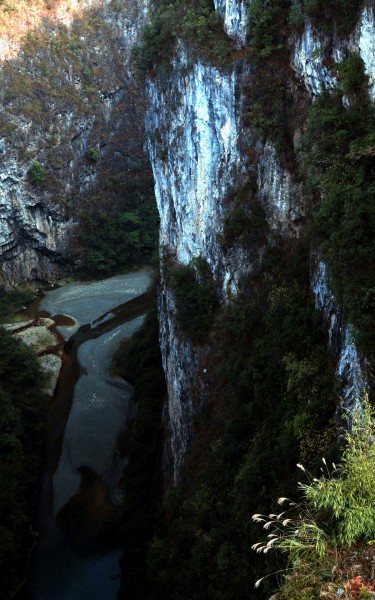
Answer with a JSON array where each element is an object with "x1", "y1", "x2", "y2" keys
[
  {"x1": 27, "y1": 161, "x2": 46, "y2": 185},
  {"x1": 248, "y1": 0, "x2": 289, "y2": 59},
  {"x1": 224, "y1": 180, "x2": 267, "y2": 249},
  {"x1": 77, "y1": 201, "x2": 159, "y2": 276},
  {"x1": 170, "y1": 258, "x2": 219, "y2": 344},
  {"x1": 133, "y1": 0, "x2": 232, "y2": 73},
  {"x1": 0, "y1": 285, "x2": 34, "y2": 320},
  {"x1": 86, "y1": 146, "x2": 100, "y2": 162},
  {"x1": 0, "y1": 326, "x2": 46, "y2": 598},
  {"x1": 252, "y1": 396, "x2": 375, "y2": 598}
]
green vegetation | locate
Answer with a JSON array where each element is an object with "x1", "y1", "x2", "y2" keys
[
  {"x1": 77, "y1": 201, "x2": 159, "y2": 277},
  {"x1": 223, "y1": 180, "x2": 267, "y2": 249},
  {"x1": 0, "y1": 285, "x2": 34, "y2": 321},
  {"x1": 170, "y1": 258, "x2": 219, "y2": 344},
  {"x1": 27, "y1": 161, "x2": 46, "y2": 185},
  {"x1": 245, "y1": 0, "x2": 364, "y2": 150},
  {"x1": 252, "y1": 397, "x2": 375, "y2": 598},
  {"x1": 248, "y1": 0, "x2": 289, "y2": 59},
  {"x1": 299, "y1": 53, "x2": 375, "y2": 360},
  {"x1": 299, "y1": 0, "x2": 361, "y2": 36},
  {"x1": 245, "y1": 0, "x2": 297, "y2": 154},
  {"x1": 86, "y1": 146, "x2": 100, "y2": 162},
  {"x1": 113, "y1": 308, "x2": 166, "y2": 600},
  {"x1": 0, "y1": 326, "x2": 46, "y2": 598},
  {"x1": 133, "y1": 0, "x2": 232, "y2": 73},
  {"x1": 120, "y1": 231, "x2": 338, "y2": 600}
]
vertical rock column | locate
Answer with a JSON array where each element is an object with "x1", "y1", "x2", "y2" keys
[{"x1": 146, "y1": 46, "x2": 245, "y2": 484}]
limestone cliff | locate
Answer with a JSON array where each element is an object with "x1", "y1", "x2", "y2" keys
[
  {"x1": 145, "y1": 0, "x2": 375, "y2": 483},
  {"x1": 0, "y1": 0, "x2": 150, "y2": 283}
]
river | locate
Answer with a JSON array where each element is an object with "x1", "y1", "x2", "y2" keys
[{"x1": 18, "y1": 270, "x2": 152, "y2": 600}]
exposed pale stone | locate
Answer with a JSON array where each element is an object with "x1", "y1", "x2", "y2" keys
[
  {"x1": 15, "y1": 325, "x2": 56, "y2": 353},
  {"x1": 214, "y1": 0, "x2": 247, "y2": 47},
  {"x1": 146, "y1": 46, "x2": 247, "y2": 298},
  {"x1": 2, "y1": 320, "x2": 34, "y2": 331},
  {"x1": 312, "y1": 260, "x2": 368, "y2": 408},
  {"x1": 39, "y1": 354, "x2": 62, "y2": 397}
]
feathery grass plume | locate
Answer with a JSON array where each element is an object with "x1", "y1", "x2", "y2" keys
[
  {"x1": 254, "y1": 578, "x2": 265, "y2": 589},
  {"x1": 277, "y1": 497, "x2": 289, "y2": 505},
  {"x1": 302, "y1": 394, "x2": 375, "y2": 545},
  {"x1": 251, "y1": 395, "x2": 375, "y2": 595}
]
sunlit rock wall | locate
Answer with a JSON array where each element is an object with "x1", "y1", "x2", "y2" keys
[
  {"x1": 0, "y1": 0, "x2": 149, "y2": 283},
  {"x1": 146, "y1": 45, "x2": 246, "y2": 483}
]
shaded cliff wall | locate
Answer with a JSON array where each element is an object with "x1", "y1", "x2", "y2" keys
[
  {"x1": 292, "y1": 6, "x2": 375, "y2": 408},
  {"x1": 0, "y1": 0, "x2": 150, "y2": 283}
]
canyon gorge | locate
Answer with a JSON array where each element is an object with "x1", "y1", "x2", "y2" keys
[{"x1": 1, "y1": 0, "x2": 375, "y2": 598}]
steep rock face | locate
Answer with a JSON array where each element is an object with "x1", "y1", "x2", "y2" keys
[
  {"x1": 146, "y1": 49, "x2": 246, "y2": 290},
  {"x1": 144, "y1": 5, "x2": 306, "y2": 483},
  {"x1": 146, "y1": 48, "x2": 246, "y2": 482},
  {"x1": 292, "y1": 5, "x2": 375, "y2": 97},
  {"x1": 0, "y1": 0, "x2": 150, "y2": 283},
  {"x1": 358, "y1": 4, "x2": 375, "y2": 96},
  {"x1": 158, "y1": 286, "x2": 201, "y2": 484},
  {"x1": 214, "y1": 0, "x2": 247, "y2": 46},
  {"x1": 291, "y1": 5, "x2": 374, "y2": 407},
  {"x1": 292, "y1": 23, "x2": 338, "y2": 95},
  {"x1": 256, "y1": 141, "x2": 303, "y2": 234},
  {"x1": 312, "y1": 261, "x2": 368, "y2": 409},
  {"x1": 146, "y1": 11, "x2": 302, "y2": 483}
]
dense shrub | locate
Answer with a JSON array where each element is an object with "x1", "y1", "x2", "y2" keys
[
  {"x1": 86, "y1": 146, "x2": 100, "y2": 162},
  {"x1": 0, "y1": 285, "x2": 34, "y2": 320},
  {"x1": 27, "y1": 161, "x2": 46, "y2": 185},
  {"x1": 224, "y1": 181, "x2": 267, "y2": 249},
  {"x1": 286, "y1": 0, "x2": 362, "y2": 36},
  {"x1": 252, "y1": 397, "x2": 375, "y2": 597},
  {"x1": 170, "y1": 259, "x2": 219, "y2": 344},
  {"x1": 77, "y1": 201, "x2": 159, "y2": 276},
  {"x1": 246, "y1": 0, "x2": 296, "y2": 153},
  {"x1": 0, "y1": 327, "x2": 46, "y2": 598},
  {"x1": 133, "y1": 0, "x2": 232, "y2": 73},
  {"x1": 248, "y1": 0, "x2": 289, "y2": 59}
]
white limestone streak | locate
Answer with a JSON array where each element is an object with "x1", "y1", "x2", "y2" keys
[
  {"x1": 292, "y1": 22, "x2": 337, "y2": 95},
  {"x1": 257, "y1": 142, "x2": 302, "y2": 232},
  {"x1": 214, "y1": 0, "x2": 248, "y2": 47},
  {"x1": 293, "y1": 5, "x2": 375, "y2": 98},
  {"x1": 146, "y1": 50, "x2": 244, "y2": 286},
  {"x1": 313, "y1": 261, "x2": 367, "y2": 408},
  {"x1": 358, "y1": 4, "x2": 375, "y2": 99}
]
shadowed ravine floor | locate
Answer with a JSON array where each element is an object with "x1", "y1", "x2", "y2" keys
[{"x1": 18, "y1": 270, "x2": 153, "y2": 600}]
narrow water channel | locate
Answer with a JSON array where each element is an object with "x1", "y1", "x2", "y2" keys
[{"x1": 19, "y1": 270, "x2": 153, "y2": 600}]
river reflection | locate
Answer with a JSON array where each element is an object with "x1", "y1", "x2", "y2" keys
[{"x1": 22, "y1": 270, "x2": 152, "y2": 600}]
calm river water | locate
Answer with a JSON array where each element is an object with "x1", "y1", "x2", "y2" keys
[{"x1": 19, "y1": 270, "x2": 152, "y2": 600}]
